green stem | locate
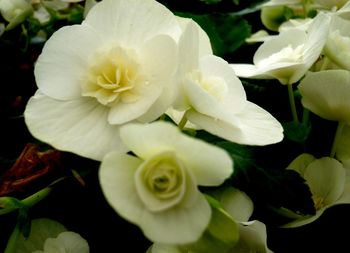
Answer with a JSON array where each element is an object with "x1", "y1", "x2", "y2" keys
[
  {"x1": 288, "y1": 84, "x2": 299, "y2": 123},
  {"x1": 0, "y1": 187, "x2": 51, "y2": 215},
  {"x1": 302, "y1": 108, "x2": 310, "y2": 126},
  {"x1": 4, "y1": 221, "x2": 21, "y2": 253},
  {"x1": 178, "y1": 112, "x2": 188, "y2": 130},
  {"x1": 330, "y1": 121, "x2": 345, "y2": 158}
]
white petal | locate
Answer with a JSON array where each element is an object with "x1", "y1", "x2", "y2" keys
[
  {"x1": 232, "y1": 221, "x2": 273, "y2": 253},
  {"x1": 139, "y1": 191, "x2": 211, "y2": 244},
  {"x1": 281, "y1": 208, "x2": 326, "y2": 228},
  {"x1": 148, "y1": 244, "x2": 183, "y2": 253},
  {"x1": 24, "y1": 91, "x2": 127, "y2": 161},
  {"x1": 120, "y1": 121, "x2": 233, "y2": 186},
  {"x1": 35, "y1": 24, "x2": 102, "y2": 100},
  {"x1": 336, "y1": 125, "x2": 350, "y2": 167},
  {"x1": 56, "y1": 232, "x2": 89, "y2": 253},
  {"x1": 335, "y1": 169, "x2": 350, "y2": 204},
  {"x1": 187, "y1": 101, "x2": 284, "y2": 146},
  {"x1": 298, "y1": 70, "x2": 350, "y2": 124},
  {"x1": 215, "y1": 187, "x2": 254, "y2": 223},
  {"x1": 84, "y1": 0, "x2": 181, "y2": 46},
  {"x1": 231, "y1": 63, "x2": 273, "y2": 80},
  {"x1": 304, "y1": 157, "x2": 346, "y2": 205},
  {"x1": 99, "y1": 152, "x2": 144, "y2": 223},
  {"x1": 286, "y1": 153, "x2": 316, "y2": 176}
]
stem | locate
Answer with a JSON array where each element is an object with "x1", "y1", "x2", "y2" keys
[
  {"x1": 0, "y1": 187, "x2": 51, "y2": 215},
  {"x1": 288, "y1": 84, "x2": 299, "y2": 123},
  {"x1": 4, "y1": 222, "x2": 21, "y2": 253},
  {"x1": 302, "y1": 108, "x2": 310, "y2": 126},
  {"x1": 178, "y1": 112, "x2": 188, "y2": 130},
  {"x1": 330, "y1": 121, "x2": 345, "y2": 158}
]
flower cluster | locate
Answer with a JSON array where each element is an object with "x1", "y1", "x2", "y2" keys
[{"x1": 2, "y1": 0, "x2": 350, "y2": 252}]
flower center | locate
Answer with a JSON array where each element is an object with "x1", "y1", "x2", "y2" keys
[
  {"x1": 188, "y1": 70, "x2": 228, "y2": 101},
  {"x1": 135, "y1": 151, "x2": 186, "y2": 212},
  {"x1": 312, "y1": 195, "x2": 325, "y2": 210},
  {"x1": 257, "y1": 44, "x2": 305, "y2": 67},
  {"x1": 82, "y1": 46, "x2": 146, "y2": 106}
]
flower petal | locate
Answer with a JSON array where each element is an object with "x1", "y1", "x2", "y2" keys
[
  {"x1": 298, "y1": 69, "x2": 350, "y2": 124},
  {"x1": 56, "y1": 232, "x2": 89, "y2": 253},
  {"x1": 99, "y1": 152, "x2": 144, "y2": 223},
  {"x1": 84, "y1": 0, "x2": 181, "y2": 46},
  {"x1": 24, "y1": 91, "x2": 127, "y2": 161},
  {"x1": 187, "y1": 101, "x2": 283, "y2": 146},
  {"x1": 119, "y1": 121, "x2": 233, "y2": 186},
  {"x1": 287, "y1": 153, "x2": 316, "y2": 176},
  {"x1": 336, "y1": 125, "x2": 350, "y2": 167},
  {"x1": 304, "y1": 157, "x2": 345, "y2": 206},
  {"x1": 34, "y1": 24, "x2": 102, "y2": 100}
]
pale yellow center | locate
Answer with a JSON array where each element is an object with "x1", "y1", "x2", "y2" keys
[
  {"x1": 188, "y1": 70, "x2": 228, "y2": 101},
  {"x1": 312, "y1": 195, "x2": 326, "y2": 210},
  {"x1": 82, "y1": 46, "x2": 145, "y2": 106}
]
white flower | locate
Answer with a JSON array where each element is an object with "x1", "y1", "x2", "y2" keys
[
  {"x1": 231, "y1": 13, "x2": 330, "y2": 85},
  {"x1": 0, "y1": 0, "x2": 33, "y2": 30},
  {"x1": 24, "y1": 0, "x2": 182, "y2": 161},
  {"x1": 324, "y1": 15, "x2": 350, "y2": 70},
  {"x1": 32, "y1": 232, "x2": 89, "y2": 253},
  {"x1": 170, "y1": 20, "x2": 283, "y2": 146},
  {"x1": 99, "y1": 121, "x2": 233, "y2": 244},
  {"x1": 298, "y1": 69, "x2": 350, "y2": 124},
  {"x1": 12, "y1": 218, "x2": 89, "y2": 253},
  {"x1": 283, "y1": 154, "x2": 350, "y2": 227}
]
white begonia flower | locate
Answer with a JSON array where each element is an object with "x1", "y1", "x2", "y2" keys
[
  {"x1": 298, "y1": 69, "x2": 350, "y2": 124},
  {"x1": 32, "y1": 232, "x2": 89, "y2": 253},
  {"x1": 99, "y1": 121, "x2": 233, "y2": 244},
  {"x1": 0, "y1": 0, "x2": 33, "y2": 30},
  {"x1": 24, "y1": 0, "x2": 182, "y2": 161},
  {"x1": 324, "y1": 15, "x2": 350, "y2": 71},
  {"x1": 170, "y1": 20, "x2": 283, "y2": 146},
  {"x1": 314, "y1": 0, "x2": 348, "y2": 10},
  {"x1": 231, "y1": 13, "x2": 330, "y2": 85},
  {"x1": 283, "y1": 153, "x2": 350, "y2": 228}
]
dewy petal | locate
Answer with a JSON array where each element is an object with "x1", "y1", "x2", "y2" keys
[
  {"x1": 99, "y1": 152, "x2": 145, "y2": 224},
  {"x1": 107, "y1": 35, "x2": 177, "y2": 124},
  {"x1": 187, "y1": 101, "x2": 283, "y2": 146},
  {"x1": 119, "y1": 121, "x2": 233, "y2": 186},
  {"x1": 34, "y1": 24, "x2": 102, "y2": 100},
  {"x1": 56, "y1": 232, "x2": 89, "y2": 253},
  {"x1": 83, "y1": 0, "x2": 181, "y2": 46},
  {"x1": 298, "y1": 70, "x2": 350, "y2": 124},
  {"x1": 304, "y1": 157, "x2": 346, "y2": 206},
  {"x1": 24, "y1": 91, "x2": 127, "y2": 161}
]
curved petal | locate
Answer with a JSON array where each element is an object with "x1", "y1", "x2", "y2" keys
[
  {"x1": 99, "y1": 152, "x2": 144, "y2": 223},
  {"x1": 298, "y1": 70, "x2": 350, "y2": 124},
  {"x1": 286, "y1": 153, "x2": 316, "y2": 176},
  {"x1": 148, "y1": 244, "x2": 183, "y2": 253},
  {"x1": 139, "y1": 191, "x2": 211, "y2": 244},
  {"x1": 304, "y1": 157, "x2": 345, "y2": 206},
  {"x1": 24, "y1": 91, "x2": 127, "y2": 161},
  {"x1": 119, "y1": 121, "x2": 233, "y2": 186},
  {"x1": 215, "y1": 187, "x2": 254, "y2": 222},
  {"x1": 83, "y1": 0, "x2": 181, "y2": 46},
  {"x1": 187, "y1": 102, "x2": 284, "y2": 146},
  {"x1": 336, "y1": 125, "x2": 350, "y2": 167},
  {"x1": 34, "y1": 24, "x2": 102, "y2": 100},
  {"x1": 281, "y1": 207, "x2": 326, "y2": 228}
]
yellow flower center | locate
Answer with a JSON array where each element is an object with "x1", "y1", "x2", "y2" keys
[
  {"x1": 188, "y1": 70, "x2": 228, "y2": 102},
  {"x1": 312, "y1": 195, "x2": 326, "y2": 210},
  {"x1": 82, "y1": 46, "x2": 146, "y2": 106}
]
